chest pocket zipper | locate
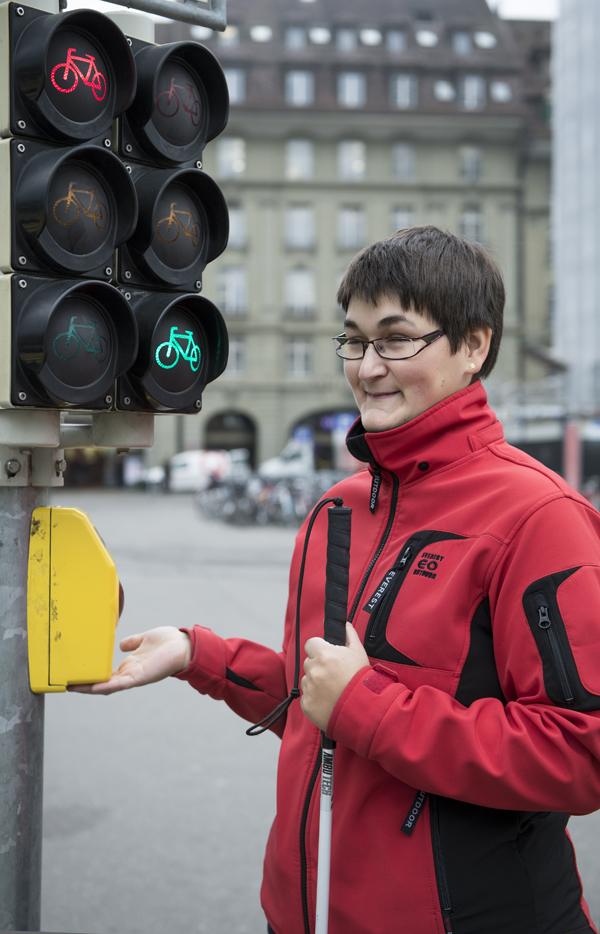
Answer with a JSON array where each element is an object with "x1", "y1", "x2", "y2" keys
[
  {"x1": 534, "y1": 593, "x2": 575, "y2": 705},
  {"x1": 365, "y1": 539, "x2": 419, "y2": 646}
]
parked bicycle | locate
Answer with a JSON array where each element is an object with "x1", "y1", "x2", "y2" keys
[
  {"x1": 53, "y1": 182, "x2": 107, "y2": 230},
  {"x1": 155, "y1": 203, "x2": 200, "y2": 247},
  {"x1": 155, "y1": 326, "x2": 201, "y2": 372},
  {"x1": 156, "y1": 79, "x2": 201, "y2": 126},
  {"x1": 53, "y1": 316, "x2": 108, "y2": 363},
  {"x1": 51, "y1": 48, "x2": 107, "y2": 102}
]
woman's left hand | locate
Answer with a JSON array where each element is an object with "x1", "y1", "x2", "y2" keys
[{"x1": 301, "y1": 623, "x2": 370, "y2": 731}]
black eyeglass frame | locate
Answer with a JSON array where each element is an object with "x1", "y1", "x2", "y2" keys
[{"x1": 333, "y1": 328, "x2": 445, "y2": 361}]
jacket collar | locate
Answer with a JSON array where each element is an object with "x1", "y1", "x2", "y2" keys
[{"x1": 346, "y1": 380, "x2": 503, "y2": 485}]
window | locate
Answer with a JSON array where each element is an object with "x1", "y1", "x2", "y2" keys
[
  {"x1": 286, "y1": 27, "x2": 306, "y2": 49},
  {"x1": 309, "y1": 27, "x2": 331, "y2": 44},
  {"x1": 490, "y1": 81, "x2": 512, "y2": 103},
  {"x1": 338, "y1": 72, "x2": 366, "y2": 108},
  {"x1": 286, "y1": 205, "x2": 315, "y2": 249},
  {"x1": 285, "y1": 268, "x2": 316, "y2": 316},
  {"x1": 390, "y1": 74, "x2": 417, "y2": 109},
  {"x1": 392, "y1": 143, "x2": 416, "y2": 181},
  {"x1": 217, "y1": 266, "x2": 247, "y2": 315},
  {"x1": 286, "y1": 339, "x2": 314, "y2": 378},
  {"x1": 337, "y1": 29, "x2": 357, "y2": 51},
  {"x1": 434, "y1": 80, "x2": 456, "y2": 102},
  {"x1": 250, "y1": 25, "x2": 272, "y2": 42},
  {"x1": 460, "y1": 146, "x2": 483, "y2": 183},
  {"x1": 474, "y1": 31, "x2": 497, "y2": 49},
  {"x1": 285, "y1": 71, "x2": 315, "y2": 106},
  {"x1": 337, "y1": 206, "x2": 366, "y2": 249},
  {"x1": 452, "y1": 31, "x2": 472, "y2": 55},
  {"x1": 386, "y1": 30, "x2": 406, "y2": 52},
  {"x1": 217, "y1": 138, "x2": 246, "y2": 177},
  {"x1": 224, "y1": 69, "x2": 245, "y2": 105},
  {"x1": 460, "y1": 209, "x2": 484, "y2": 243},
  {"x1": 391, "y1": 206, "x2": 416, "y2": 233},
  {"x1": 217, "y1": 25, "x2": 239, "y2": 47},
  {"x1": 285, "y1": 139, "x2": 314, "y2": 180},
  {"x1": 360, "y1": 28, "x2": 382, "y2": 46},
  {"x1": 224, "y1": 337, "x2": 246, "y2": 378},
  {"x1": 460, "y1": 75, "x2": 486, "y2": 110},
  {"x1": 415, "y1": 29, "x2": 438, "y2": 47},
  {"x1": 338, "y1": 141, "x2": 366, "y2": 180},
  {"x1": 227, "y1": 204, "x2": 246, "y2": 248}
]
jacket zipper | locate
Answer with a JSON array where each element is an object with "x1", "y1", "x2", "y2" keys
[
  {"x1": 429, "y1": 796, "x2": 453, "y2": 933},
  {"x1": 536, "y1": 598, "x2": 575, "y2": 704},
  {"x1": 348, "y1": 469, "x2": 400, "y2": 624},
  {"x1": 299, "y1": 468, "x2": 400, "y2": 931},
  {"x1": 367, "y1": 539, "x2": 418, "y2": 645}
]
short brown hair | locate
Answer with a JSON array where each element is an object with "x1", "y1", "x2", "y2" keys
[{"x1": 336, "y1": 226, "x2": 504, "y2": 378}]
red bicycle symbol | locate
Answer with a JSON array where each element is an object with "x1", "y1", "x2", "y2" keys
[
  {"x1": 51, "y1": 48, "x2": 107, "y2": 102},
  {"x1": 156, "y1": 79, "x2": 201, "y2": 127}
]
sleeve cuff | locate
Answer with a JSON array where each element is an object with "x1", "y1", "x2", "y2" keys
[
  {"x1": 172, "y1": 625, "x2": 229, "y2": 699},
  {"x1": 327, "y1": 663, "x2": 406, "y2": 757}
]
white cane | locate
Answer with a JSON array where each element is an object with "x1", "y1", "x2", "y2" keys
[{"x1": 315, "y1": 504, "x2": 352, "y2": 934}]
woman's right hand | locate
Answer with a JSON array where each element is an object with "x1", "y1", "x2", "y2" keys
[{"x1": 67, "y1": 627, "x2": 192, "y2": 695}]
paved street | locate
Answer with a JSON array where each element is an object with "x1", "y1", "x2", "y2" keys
[{"x1": 40, "y1": 490, "x2": 600, "y2": 933}]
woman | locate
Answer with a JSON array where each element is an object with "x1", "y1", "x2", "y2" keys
[{"x1": 75, "y1": 227, "x2": 600, "y2": 934}]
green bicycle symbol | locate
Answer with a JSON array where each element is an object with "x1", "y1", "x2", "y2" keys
[
  {"x1": 53, "y1": 316, "x2": 108, "y2": 363},
  {"x1": 155, "y1": 327, "x2": 201, "y2": 372}
]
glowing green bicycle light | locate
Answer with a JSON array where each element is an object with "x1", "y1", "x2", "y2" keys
[{"x1": 155, "y1": 326, "x2": 201, "y2": 372}]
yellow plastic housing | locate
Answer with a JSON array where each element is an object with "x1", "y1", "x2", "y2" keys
[{"x1": 27, "y1": 506, "x2": 119, "y2": 693}]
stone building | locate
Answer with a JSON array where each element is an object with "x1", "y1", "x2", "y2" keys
[{"x1": 149, "y1": 0, "x2": 552, "y2": 470}]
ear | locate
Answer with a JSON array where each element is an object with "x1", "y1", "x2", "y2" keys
[{"x1": 464, "y1": 327, "x2": 492, "y2": 377}]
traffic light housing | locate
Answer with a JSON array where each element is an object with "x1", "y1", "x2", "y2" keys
[{"x1": 0, "y1": 2, "x2": 230, "y2": 415}]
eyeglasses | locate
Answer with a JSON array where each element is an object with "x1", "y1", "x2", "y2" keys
[{"x1": 333, "y1": 328, "x2": 445, "y2": 360}]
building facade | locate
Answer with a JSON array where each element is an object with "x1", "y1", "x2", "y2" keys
[{"x1": 149, "y1": 0, "x2": 552, "y2": 470}]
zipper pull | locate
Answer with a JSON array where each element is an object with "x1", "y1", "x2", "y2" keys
[
  {"x1": 369, "y1": 466, "x2": 382, "y2": 514},
  {"x1": 398, "y1": 544, "x2": 413, "y2": 568},
  {"x1": 538, "y1": 606, "x2": 551, "y2": 629}
]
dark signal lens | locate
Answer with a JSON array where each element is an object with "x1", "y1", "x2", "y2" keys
[
  {"x1": 45, "y1": 296, "x2": 112, "y2": 389},
  {"x1": 152, "y1": 61, "x2": 203, "y2": 147},
  {"x1": 152, "y1": 185, "x2": 204, "y2": 270},
  {"x1": 150, "y1": 308, "x2": 203, "y2": 394},
  {"x1": 48, "y1": 164, "x2": 110, "y2": 256},
  {"x1": 47, "y1": 30, "x2": 108, "y2": 124}
]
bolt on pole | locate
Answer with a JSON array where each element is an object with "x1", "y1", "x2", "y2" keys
[{"x1": 0, "y1": 485, "x2": 47, "y2": 932}]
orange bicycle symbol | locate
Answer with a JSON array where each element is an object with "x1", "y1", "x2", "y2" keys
[
  {"x1": 51, "y1": 48, "x2": 107, "y2": 102},
  {"x1": 156, "y1": 79, "x2": 201, "y2": 126},
  {"x1": 53, "y1": 182, "x2": 108, "y2": 229},
  {"x1": 156, "y1": 203, "x2": 200, "y2": 248}
]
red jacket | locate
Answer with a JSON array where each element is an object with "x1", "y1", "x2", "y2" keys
[{"x1": 177, "y1": 381, "x2": 600, "y2": 934}]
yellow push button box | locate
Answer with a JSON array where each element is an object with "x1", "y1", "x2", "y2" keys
[{"x1": 27, "y1": 507, "x2": 121, "y2": 693}]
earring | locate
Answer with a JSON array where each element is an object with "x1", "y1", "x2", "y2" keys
[{"x1": 469, "y1": 363, "x2": 476, "y2": 370}]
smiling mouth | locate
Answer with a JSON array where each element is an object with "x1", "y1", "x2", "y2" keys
[{"x1": 366, "y1": 391, "x2": 401, "y2": 398}]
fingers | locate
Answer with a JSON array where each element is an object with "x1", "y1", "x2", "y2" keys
[
  {"x1": 304, "y1": 636, "x2": 326, "y2": 658},
  {"x1": 119, "y1": 632, "x2": 145, "y2": 652},
  {"x1": 345, "y1": 622, "x2": 361, "y2": 648}
]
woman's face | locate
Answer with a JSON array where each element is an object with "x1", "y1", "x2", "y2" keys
[{"x1": 343, "y1": 297, "x2": 489, "y2": 433}]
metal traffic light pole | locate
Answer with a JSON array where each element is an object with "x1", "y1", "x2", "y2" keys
[{"x1": 0, "y1": 408, "x2": 155, "y2": 931}]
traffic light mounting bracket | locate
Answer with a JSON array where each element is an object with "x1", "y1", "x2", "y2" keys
[
  {"x1": 0, "y1": 408, "x2": 155, "y2": 486},
  {"x1": 109, "y1": 0, "x2": 226, "y2": 30}
]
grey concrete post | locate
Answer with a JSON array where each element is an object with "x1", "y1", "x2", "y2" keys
[{"x1": 0, "y1": 486, "x2": 48, "y2": 932}]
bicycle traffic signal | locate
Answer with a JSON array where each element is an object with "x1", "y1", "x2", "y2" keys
[
  {"x1": 114, "y1": 34, "x2": 230, "y2": 414},
  {"x1": 0, "y1": 2, "x2": 230, "y2": 414}
]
